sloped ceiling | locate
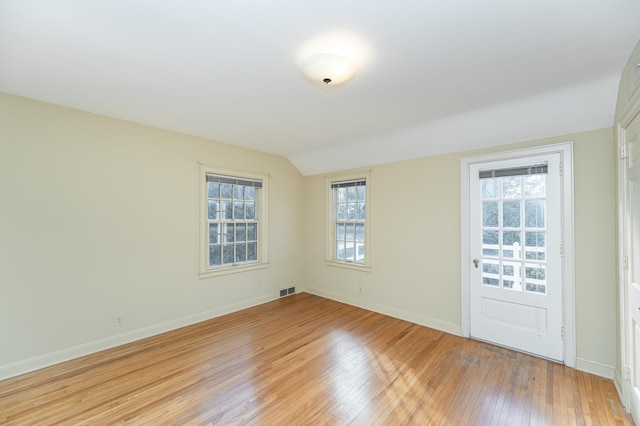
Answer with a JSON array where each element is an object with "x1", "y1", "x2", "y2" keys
[{"x1": 1, "y1": 1, "x2": 639, "y2": 175}]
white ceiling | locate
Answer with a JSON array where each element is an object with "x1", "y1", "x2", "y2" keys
[{"x1": 1, "y1": 1, "x2": 639, "y2": 175}]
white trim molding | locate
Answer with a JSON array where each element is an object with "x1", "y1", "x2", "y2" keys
[
  {"x1": 0, "y1": 294, "x2": 276, "y2": 381},
  {"x1": 460, "y1": 142, "x2": 576, "y2": 368}
]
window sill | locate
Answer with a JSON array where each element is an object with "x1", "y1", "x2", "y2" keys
[
  {"x1": 199, "y1": 262, "x2": 268, "y2": 279},
  {"x1": 325, "y1": 260, "x2": 371, "y2": 272}
]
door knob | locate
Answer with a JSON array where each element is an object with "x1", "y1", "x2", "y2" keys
[{"x1": 473, "y1": 258, "x2": 480, "y2": 269}]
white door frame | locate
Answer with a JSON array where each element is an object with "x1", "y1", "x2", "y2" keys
[
  {"x1": 617, "y1": 93, "x2": 640, "y2": 410},
  {"x1": 461, "y1": 143, "x2": 576, "y2": 367}
]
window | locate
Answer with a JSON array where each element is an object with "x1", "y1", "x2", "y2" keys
[
  {"x1": 200, "y1": 166, "x2": 268, "y2": 277},
  {"x1": 327, "y1": 174, "x2": 370, "y2": 269}
]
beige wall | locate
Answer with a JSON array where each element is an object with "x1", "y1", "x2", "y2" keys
[
  {"x1": 303, "y1": 128, "x2": 617, "y2": 372},
  {"x1": 0, "y1": 90, "x2": 620, "y2": 379},
  {"x1": 0, "y1": 93, "x2": 304, "y2": 378}
]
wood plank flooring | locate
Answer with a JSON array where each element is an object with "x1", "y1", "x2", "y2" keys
[{"x1": 0, "y1": 293, "x2": 632, "y2": 425}]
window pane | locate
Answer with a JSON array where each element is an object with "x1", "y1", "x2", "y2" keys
[
  {"x1": 502, "y1": 176, "x2": 521, "y2": 198},
  {"x1": 247, "y1": 223, "x2": 257, "y2": 241},
  {"x1": 246, "y1": 202, "x2": 255, "y2": 220},
  {"x1": 525, "y1": 264, "x2": 546, "y2": 279},
  {"x1": 221, "y1": 183, "x2": 233, "y2": 199},
  {"x1": 236, "y1": 223, "x2": 246, "y2": 241},
  {"x1": 482, "y1": 260, "x2": 499, "y2": 286},
  {"x1": 208, "y1": 182, "x2": 220, "y2": 199},
  {"x1": 482, "y1": 230, "x2": 499, "y2": 256},
  {"x1": 525, "y1": 283, "x2": 546, "y2": 294},
  {"x1": 357, "y1": 185, "x2": 366, "y2": 201},
  {"x1": 234, "y1": 201, "x2": 244, "y2": 220},
  {"x1": 483, "y1": 262, "x2": 499, "y2": 274},
  {"x1": 336, "y1": 241, "x2": 346, "y2": 260},
  {"x1": 220, "y1": 201, "x2": 233, "y2": 220},
  {"x1": 502, "y1": 231, "x2": 521, "y2": 259},
  {"x1": 482, "y1": 202, "x2": 499, "y2": 227},
  {"x1": 247, "y1": 242, "x2": 257, "y2": 261},
  {"x1": 357, "y1": 203, "x2": 366, "y2": 220},
  {"x1": 345, "y1": 242, "x2": 355, "y2": 261},
  {"x1": 336, "y1": 223, "x2": 345, "y2": 240},
  {"x1": 503, "y1": 261, "x2": 521, "y2": 290},
  {"x1": 337, "y1": 188, "x2": 347, "y2": 203},
  {"x1": 209, "y1": 223, "x2": 220, "y2": 244},
  {"x1": 345, "y1": 223, "x2": 355, "y2": 241},
  {"x1": 503, "y1": 201, "x2": 520, "y2": 228},
  {"x1": 355, "y1": 223, "x2": 364, "y2": 242},
  {"x1": 525, "y1": 231, "x2": 546, "y2": 261},
  {"x1": 245, "y1": 186, "x2": 255, "y2": 201},
  {"x1": 224, "y1": 223, "x2": 235, "y2": 242},
  {"x1": 236, "y1": 243, "x2": 246, "y2": 262},
  {"x1": 208, "y1": 200, "x2": 219, "y2": 220},
  {"x1": 223, "y1": 244, "x2": 234, "y2": 264},
  {"x1": 524, "y1": 175, "x2": 545, "y2": 197},
  {"x1": 347, "y1": 203, "x2": 356, "y2": 220},
  {"x1": 525, "y1": 200, "x2": 545, "y2": 228},
  {"x1": 356, "y1": 243, "x2": 365, "y2": 262},
  {"x1": 347, "y1": 186, "x2": 357, "y2": 202},
  {"x1": 234, "y1": 185, "x2": 244, "y2": 200},
  {"x1": 209, "y1": 245, "x2": 221, "y2": 266},
  {"x1": 481, "y1": 178, "x2": 498, "y2": 199},
  {"x1": 337, "y1": 203, "x2": 346, "y2": 220}
]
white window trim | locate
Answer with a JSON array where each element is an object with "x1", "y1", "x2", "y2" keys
[
  {"x1": 199, "y1": 164, "x2": 269, "y2": 278},
  {"x1": 325, "y1": 171, "x2": 371, "y2": 271}
]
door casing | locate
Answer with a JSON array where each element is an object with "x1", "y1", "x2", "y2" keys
[
  {"x1": 617, "y1": 91, "x2": 640, "y2": 412},
  {"x1": 460, "y1": 143, "x2": 576, "y2": 367}
]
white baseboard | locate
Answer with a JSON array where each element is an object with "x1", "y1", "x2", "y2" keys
[
  {"x1": 0, "y1": 294, "x2": 276, "y2": 381},
  {"x1": 575, "y1": 357, "x2": 616, "y2": 379},
  {"x1": 306, "y1": 287, "x2": 462, "y2": 336}
]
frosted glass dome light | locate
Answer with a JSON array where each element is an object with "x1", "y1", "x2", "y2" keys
[{"x1": 300, "y1": 53, "x2": 356, "y2": 89}]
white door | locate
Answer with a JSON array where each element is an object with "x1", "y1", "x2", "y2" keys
[
  {"x1": 469, "y1": 153, "x2": 564, "y2": 361},
  {"x1": 624, "y1": 110, "x2": 640, "y2": 422}
]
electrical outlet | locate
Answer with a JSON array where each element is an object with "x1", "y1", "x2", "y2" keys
[{"x1": 114, "y1": 314, "x2": 124, "y2": 327}]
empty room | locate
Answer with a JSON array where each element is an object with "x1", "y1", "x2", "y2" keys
[{"x1": 2, "y1": 1, "x2": 640, "y2": 424}]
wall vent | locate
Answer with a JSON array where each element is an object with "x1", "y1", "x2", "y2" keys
[{"x1": 280, "y1": 286, "x2": 296, "y2": 298}]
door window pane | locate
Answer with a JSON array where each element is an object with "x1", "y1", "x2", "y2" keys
[
  {"x1": 502, "y1": 177, "x2": 521, "y2": 198},
  {"x1": 483, "y1": 202, "x2": 499, "y2": 227},
  {"x1": 482, "y1": 178, "x2": 498, "y2": 199},
  {"x1": 525, "y1": 231, "x2": 546, "y2": 261},
  {"x1": 525, "y1": 200, "x2": 545, "y2": 228},
  {"x1": 502, "y1": 231, "x2": 521, "y2": 259},
  {"x1": 483, "y1": 230, "x2": 499, "y2": 256},
  {"x1": 503, "y1": 201, "x2": 521, "y2": 228},
  {"x1": 482, "y1": 260, "x2": 500, "y2": 287},
  {"x1": 524, "y1": 175, "x2": 545, "y2": 197}
]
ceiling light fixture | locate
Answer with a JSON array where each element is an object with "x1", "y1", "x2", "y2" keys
[{"x1": 300, "y1": 52, "x2": 356, "y2": 90}]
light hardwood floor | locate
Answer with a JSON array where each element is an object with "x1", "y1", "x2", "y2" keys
[{"x1": 0, "y1": 293, "x2": 633, "y2": 425}]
